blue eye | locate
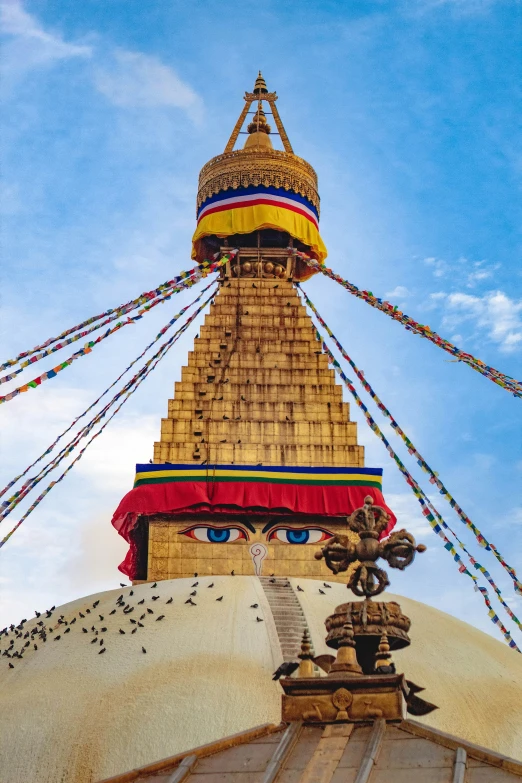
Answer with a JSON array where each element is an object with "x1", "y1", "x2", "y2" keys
[
  {"x1": 208, "y1": 528, "x2": 231, "y2": 542},
  {"x1": 268, "y1": 528, "x2": 333, "y2": 544},
  {"x1": 287, "y1": 529, "x2": 310, "y2": 544},
  {"x1": 179, "y1": 526, "x2": 248, "y2": 542}
]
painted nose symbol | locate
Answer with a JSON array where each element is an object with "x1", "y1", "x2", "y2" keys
[{"x1": 249, "y1": 543, "x2": 267, "y2": 575}]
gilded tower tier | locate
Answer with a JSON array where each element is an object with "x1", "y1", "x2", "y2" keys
[{"x1": 112, "y1": 74, "x2": 395, "y2": 586}]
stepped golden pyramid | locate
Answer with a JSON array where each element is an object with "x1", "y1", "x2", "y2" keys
[{"x1": 1, "y1": 74, "x2": 521, "y2": 783}]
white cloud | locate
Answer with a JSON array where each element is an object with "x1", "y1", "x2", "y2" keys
[
  {"x1": 384, "y1": 285, "x2": 411, "y2": 299},
  {"x1": 94, "y1": 49, "x2": 203, "y2": 124},
  {"x1": 424, "y1": 256, "x2": 499, "y2": 288},
  {"x1": 0, "y1": 0, "x2": 91, "y2": 73},
  {"x1": 431, "y1": 290, "x2": 522, "y2": 352}
]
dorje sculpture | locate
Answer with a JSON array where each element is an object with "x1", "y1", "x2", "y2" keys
[{"x1": 278, "y1": 496, "x2": 438, "y2": 723}]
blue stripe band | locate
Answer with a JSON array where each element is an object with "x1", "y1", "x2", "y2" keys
[
  {"x1": 136, "y1": 463, "x2": 383, "y2": 476},
  {"x1": 197, "y1": 184, "x2": 319, "y2": 220}
]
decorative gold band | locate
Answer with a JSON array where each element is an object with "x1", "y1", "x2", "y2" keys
[{"x1": 197, "y1": 149, "x2": 320, "y2": 214}]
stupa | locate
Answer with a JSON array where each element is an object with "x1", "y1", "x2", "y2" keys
[{"x1": 1, "y1": 74, "x2": 521, "y2": 783}]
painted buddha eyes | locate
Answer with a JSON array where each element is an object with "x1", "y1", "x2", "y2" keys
[
  {"x1": 268, "y1": 528, "x2": 333, "y2": 544},
  {"x1": 179, "y1": 525, "x2": 333, "y2": 544},
  {"x1": 180, "y1": 525, "x2": 249, "y2": 543}
]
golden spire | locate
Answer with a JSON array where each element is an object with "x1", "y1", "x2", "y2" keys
[
  {"x1": 223, "y1": 72, "x2": 294, "y2": 154},
  {"x1": 253, "y1": 70, "x2": 268, "y2": 95},
  {"x1": 244, "y1": 105, "x2": 272, "y2": 150}
]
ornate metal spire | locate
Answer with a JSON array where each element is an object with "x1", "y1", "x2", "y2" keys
[{"x1": 223, "y1": 72, "x2": 294, "y2": 154}]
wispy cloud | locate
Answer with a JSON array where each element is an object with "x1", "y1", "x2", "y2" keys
[
  {"x1": 424, "y1": 257, "x2": 500, "y2": 288},
  {"x1": 0, "y1": 0, "x2": 91, "y2": 73},
  {"x1": 94, "y1": 49, "x2": 204, "y2": 124},
  {"x1": 385, "y1": 285, "x2": 411, "y2": 299},
  {"x1": 430, "y1": 290, "x2": 522, "y2": 352}
]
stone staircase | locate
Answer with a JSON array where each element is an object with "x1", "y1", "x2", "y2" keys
[{"x1": 259, "y1": 577, "x2": 310, "y2": 662}]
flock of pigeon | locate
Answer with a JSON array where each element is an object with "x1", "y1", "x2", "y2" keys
[{"x1": 1, "y1": 575, "x2": 334, "y2": 671}]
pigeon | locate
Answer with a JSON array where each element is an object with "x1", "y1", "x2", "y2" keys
[
  {"x1": 186, "y1": 599, "x2": 196, "y2": 606},
  {"x1": 142, "y1": 647, "x2": 147, "y2": 654},
  {"x1": 131, "y1": 628, "x2": 137, "y2": 634},
  {"x1": 252, "y1": 283, "x2": 257, "y2": 288},
  {"x1": 140, "y1": 614, "x2": 146, "y2": 621},
  {"x1": 90, "y1": 638, "x2": 97, "y2": 645},
  {"x1": 138, "y1": 599, "x2": 145, "y2": 605},
  {"x1": 151, "y1": 583, "x2": 157, "y2": 588},
  {"x1": 8, "y1": 663, "x2": 14, "y2": 669},
  {"x1": 34, "y1": 644, "x2": 38, "y2": 650},
  {"x1": 286, "y1": 416, "x2": 290, "y2": 421},
  {"x1": 64, "y1": 628, "x2": 71, "y2": 634},
  {"x1": 192, "y1": 582, "x2": 199, "y2": 587},
  {"x1": 194, "y1": 573, "x2": 198, "y2": 577},
  {"x1": 99, "y1": 615, "x2": 104, "y2": 621},
  {"x1": 237, "y1": 440, "x2": 241, "y2": 444},
  {"x1": 216, "y1": 596, "x2": 223, "y2": 602},
  {"x1": 166, "y1": 598, "x2": 173, "y2": 604},
  {"x1": 207, "y1": 583, "x2": 214, "y2": 589},
  {"x1": 82, "y1": 628, "x2": 88, "y2": 634},
  {"x1": 156, "y1": 615, "x2": 165, "y2": 621},
  {"x1": 250, "y1": 604, "x2": 259, "y2": 609},
  {"x1": 119, "y1": 629, "x2": 125, "y2": 635},
  {"x1": 231, "y1": 570, "x2": 235, "y2": 576},
  {"x1": 147, "y1": 609, "x2": 154, "y2": 615},
  {"x1": 151, "y1": 596, "x2": 159, "y2": 601},
  {"x1": 129, "y1": 590, "x2": 134, "y2": 596},
  {"x1": 190, "y1": 591, "x2": 197, "y2": 597},
  {"x1": 241, "y1": 395, "x2": 246, "y2": 401},
  {"x1": 296, "y1": 585, "x2": 304, "y2": 592},
  {"x1": 272, "y1": 661, "x2": 299, "y2": 680},
  {"x1": 109, "y1": 610, "x2": 116, "y2": 615},
  {"x1": 99, "y1": 648, "x2": 106, "y2": 655},
  {"x1": 323, "y1": 583, "x2": 331, "y2": 588},
  {"x1": 319, "y1": 589, "x2": 326, "y2": 595},
  {"x1": 269, "y1": 578, "x2": 276, "y2": 584},
  {"x1": 256, "y1": 617, "x2": 264, "y2": 623},
  {"x1": 93, "y1": 601, "x2": 100, "y2": 608},
  {"x1": 138, "y1": 622, "x2": 144, "y2": 628},
  {"x1": 223, "y1": 415, "x2": 229, "y2": 420},
  {"x1": 120, "y1": 583, "x2": 126, "y2": 587},
  {"x1": 54, "y1": 636, "x2": 61, "y2": 641}
]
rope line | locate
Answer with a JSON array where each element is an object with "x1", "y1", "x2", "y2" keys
[
  {"x1": 297, "y1": 283, "x2": 522, "y2": 597},
  {"x1": 299, "y1": 300, "x2": 520, "y2": 650},
  {"x1": 0, "y1": 256, "x2": 231, "y2": 405},
  {"x1": 294, "y1": 251, "x2": 522, "y2": 398},
  {"x1": 0, "y1": 281, "x2": 218, "y2": 517},
  {"x1": 0, "y1": 255, "x2": 229, "y2": 373},
  {"x1": 0, "y1": 291, "x2": 216, "y2": 548}
]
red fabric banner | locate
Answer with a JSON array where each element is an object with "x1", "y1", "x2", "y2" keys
[{"x1": 112, "y1": 480, "x2": 396, "y2": 579}]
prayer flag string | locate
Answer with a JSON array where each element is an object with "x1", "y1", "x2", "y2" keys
[
  {"x1": 0, "y1": 291, "x2": 216, "y2": 548},
  {"x1": 293, "y1": 251, "x2": 522, "y2": 398},
  {"x1": 0, "y1": 281, "x2": 219, "y2": 517},
  {"x1": 297, "y1": 283, "x2": 522, "y2": 599},
  {"x1": 0, "y1": 255, "x2": 231, "y2": 405},
  {"x1": 303, "y1": 312, "x2": 521, "y2": 650},
  {"x1": 0, "y1": 254, "x2": 232, "y2": 373}
]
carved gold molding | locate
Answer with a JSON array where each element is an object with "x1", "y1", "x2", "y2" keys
[{"x1": 197, "y1": 149, "x2": 320, "y2": 214}]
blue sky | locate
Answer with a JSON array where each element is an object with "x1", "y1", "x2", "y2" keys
[{"x1": 1, "y1": 0, "x2": 521, "y2": 648}]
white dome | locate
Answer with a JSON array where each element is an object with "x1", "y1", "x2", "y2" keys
[{"x1": 1, "y1": 576, "x2": 521, "y2": 783}]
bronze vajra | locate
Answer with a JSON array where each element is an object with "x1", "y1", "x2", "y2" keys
[{"x1": 315, "y1": 496, "x2": 426, "y2": 597}]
